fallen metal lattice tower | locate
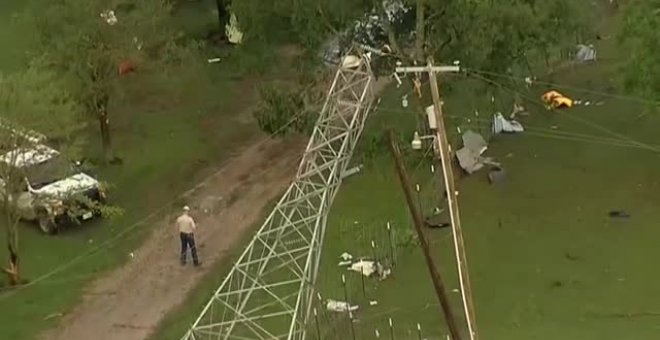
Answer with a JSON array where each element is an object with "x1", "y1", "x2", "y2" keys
[{"x1": 183, "y1": 52, "x2": 374, "y2": 340}]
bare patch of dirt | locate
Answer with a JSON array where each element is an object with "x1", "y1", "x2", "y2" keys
[{"x1": 40, "y1": 137, "x2": 305, "y2": 340}]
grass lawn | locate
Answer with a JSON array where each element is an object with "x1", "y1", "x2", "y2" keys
[
  {"x1": 0, "y1": 1, "x2": 298, "y2": 339},
  {"x1": 314, "y1": 46, "x2": 660, "y2": 340}
]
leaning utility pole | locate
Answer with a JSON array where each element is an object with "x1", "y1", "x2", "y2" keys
[
  {"x1": 395, "y1": 61, "x2": 479, "y2": 340},
  {"x1": 388, "y1": 130, "x2": 462, "y2": 340}
]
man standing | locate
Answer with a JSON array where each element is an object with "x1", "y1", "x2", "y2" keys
[{"x1": 177, "y1": 206, "x2": 200, "y2": 266}]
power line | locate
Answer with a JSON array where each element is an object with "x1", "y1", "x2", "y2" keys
[
  {"x1": 378, "y1": 106, "x2": 660, "y2": 153},
  {"x1": 465, "y1": 72, "x2": 660, "y2": 153},
  {"x1": 466, "y1": 68, "x2": 660, "y2": 107}
]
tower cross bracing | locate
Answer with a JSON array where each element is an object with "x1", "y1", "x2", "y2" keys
[{"x1": 183, "y1": 52, "x2": 375, "y2": 340}]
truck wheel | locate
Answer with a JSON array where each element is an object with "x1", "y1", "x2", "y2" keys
[{"x1": 37, "y1": 211, "x2": 57, "y2": 235}]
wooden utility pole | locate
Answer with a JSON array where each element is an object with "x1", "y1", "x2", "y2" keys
[
  {"x1": 396, "y1": 61, "x2": 479, "y2": 340},
  {"x1": 387, "y1": 130, "x2": 462, "y2": 340}
]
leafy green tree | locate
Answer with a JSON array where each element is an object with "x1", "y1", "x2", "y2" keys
[
  {"x1": 0, "y1": 60, "x2": 86, "y2": 285},
  {"x1": 28, "y1": 0, "x2": 187, "y2": 162},
  {"x1": 230, "y1": 0, "x2": 591, "y2": 75},
  {"x1": 618, "y1": 0, "x2": 660, "y2": 102}
]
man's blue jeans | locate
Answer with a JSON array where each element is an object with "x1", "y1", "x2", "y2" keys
[{"x1": 180, "y1": 232, "x2": 199, "y2": 266}]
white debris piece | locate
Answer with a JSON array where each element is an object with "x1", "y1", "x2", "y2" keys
[
  {"x1": 456, "y1": 130, "x2": 492, "y2": 174},
  {"x1": 132, "y1": 37, "x2": 143, "y2": 51},
  {"x1": 338, "y1": 260, "x2": 352, "y2": 266},
  {"x1": 100, "y1": 10, "x2": 118, "y2": 25},
  {"x1": 492, "y1": 112, "x2": 524, "y2": 134},
  {"x1": 341, "y1": 165, "x2": 363, "y2": 179},
  {"x1": 326, "y1": 299, "x2": 358, "y2": 312},
  {"x1": 576, "y1": 44, "x2": 597, "y2": 62},
  {"x1": 349, "y1": 260, "x2": 377, "y2": 277},
  {"x1": 225, "y1": 13, "x2": 243, "y2": 44},
  {"x1": 462, "y1": 130, "x2": 487, "y2": 155},
  {"x1": 339, "y1": 252, "x2": 353, "y2": 261},
  {"x1": 509, "y1": 103, "x2": 528, "y2": 119}
]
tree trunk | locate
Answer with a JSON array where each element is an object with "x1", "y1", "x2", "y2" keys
[
  {"x1": 97, "y1": 93, "x2": 111, "y2": 162},
  {"x1": 215, "y1": 0, "x2": 228, "y2": 38},
  {"x1": 414, "y1": 0, "x2": 425, "y2": 62},
  {"x1": 5, "y1": 243, "x2": 19, "y2": 286}
]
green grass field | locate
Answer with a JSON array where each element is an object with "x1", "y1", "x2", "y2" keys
[
  {"x1": 314, "y1": 40, "x2": 660, "y2": 340},
  {"x1": 146, "y1": 5, "x2": 660, "y2": 340},
  {"x1": 2, "y1": 0, "x2": 659, "y2": 339}
]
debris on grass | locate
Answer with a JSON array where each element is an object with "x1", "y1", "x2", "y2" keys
[
  {"x1": 350, "y1": 260, "x2": 377, "y2": 276},
  {"x1": 376, "y1": 262, "x2": 391, "y2": 280},
  {"x1": 369, "y1": 300, "x2": 378, "y2": 306},
  {"x1": 341, "y1": 164, "x2": 363, "y2": 179},
  {"x1": 100, "y1": 10, "x2": 118, "y2": 26},
  {"x1": 493, "y1": 112, "x2": 524, "y2": 134},
  {"x1": 564, "y1": 252, "x2": 581, "y2": 261},
  {"x1": 509, "y1": 103, "x2": 528, "y2": 119},
  {"x1": 456, "y1": 130, "x2": 493, "y2": 174},
  {"x1": 326, "y1": 299, "x2": 358, "y2": 312},
  {"x1": 609, "y1": 210, "x2": 631, "y2": 219},
  {"x1": 425, "y1": 213, "x2": 450, "y2": 229},
  {"x1": 43, "y1": 312, "x2": 63, "y2": 321},
  {"x1": 339, "y1": 252, "x2": 353, "y2": 261},
  {"x1": 488, "y1": 167, "x2": 506, "y2": 184}
]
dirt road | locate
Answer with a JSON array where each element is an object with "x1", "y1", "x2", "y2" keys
[{"x1": 40, "y1": 137, "x2": 304, "y2": 340}]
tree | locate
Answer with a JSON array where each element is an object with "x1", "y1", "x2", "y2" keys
[
  {"x1": 618, "y1": 0, "x2": 660, "y2": 102},
  {"x1": 28, "y1": 0, "x2": 183, "y2": 162},
  {"x1": 230, "y1": 0, "x2": 365, "y2": 47},
  {"x1": 0, "y1": 60, "x2": 86, "y2": 285},
  {"x1": 229, "y1": 0, "x2": 591, "y2": 76}
]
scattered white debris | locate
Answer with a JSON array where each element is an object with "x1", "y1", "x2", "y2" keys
[
  {"x1": 339, "y1": 252, "x2": 353, "y2": 261},
  {"x1": 132, "y1": 37, "x2": 143, "y2": 51},
  {"x1": 100, "y1": 10, "x2": 118, "y2": 25},
  {"x1": 375, "y1": 262, "x2": 392, "y2": 280},
  {"x1": 225, "y1": 13, "x2": 243, "y2": 44},
  {"x1": 43, "y1": 312, "x2": 63, "y2": 321},
  {"x1": 338, "y1": 260, "x2": 352, "y2": 266},
  {"x1": 349, "y1": 260, "x2": 377, "y2": 277},
  {"x1": 341, "y1": 165, "x2": 363, "y2": 179},
  {"x1": 369, "y1": 300, "x2": 378, "y2": 306},
  {"x1": 207, "y1": 58, "x2": 221, "y2": 64},
  {"x1": 129, "y1": 252, "x2": 134, "y2": 258},
  {"x1": 452, "y1": 288, "x2": 459, "y2": 293},
  {"x1": 401, "y1": 95, "x2": 409, "y2": 108},
  {"x1": 509, "y1": 103, "x2": 528, "y2": 119},
  {"x1": 492, "y1": 112, "x2": 524, "y2": 134},
  {"x1": 456, "y1": 130, "x2": 493, "y2": 174},
  {"x1": 576, "y1": 44, "x2": 597, "y2": 62},
  {"x1": 326, "y1": 299, "x2": 358, "y2": 312},
  {"x1": 379, "y1": 268, "x2": 391, "y2": 280}
]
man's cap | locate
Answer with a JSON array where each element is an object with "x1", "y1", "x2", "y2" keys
[{"x1": 183, "y1": 205, "x2": 190, "y2": 211}]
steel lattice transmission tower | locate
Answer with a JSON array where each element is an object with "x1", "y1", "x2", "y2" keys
[{"x1": 182, "y1": 51, "x2": 375, "y2": 340}]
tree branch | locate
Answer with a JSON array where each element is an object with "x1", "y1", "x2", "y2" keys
[{"x1": 316, "y1": 5, "x2": 340, "y2": 36}]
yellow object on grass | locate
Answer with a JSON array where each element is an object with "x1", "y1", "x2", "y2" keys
[{"x1": 541, "y1": 90, "x2": 573, "y2": 109}]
